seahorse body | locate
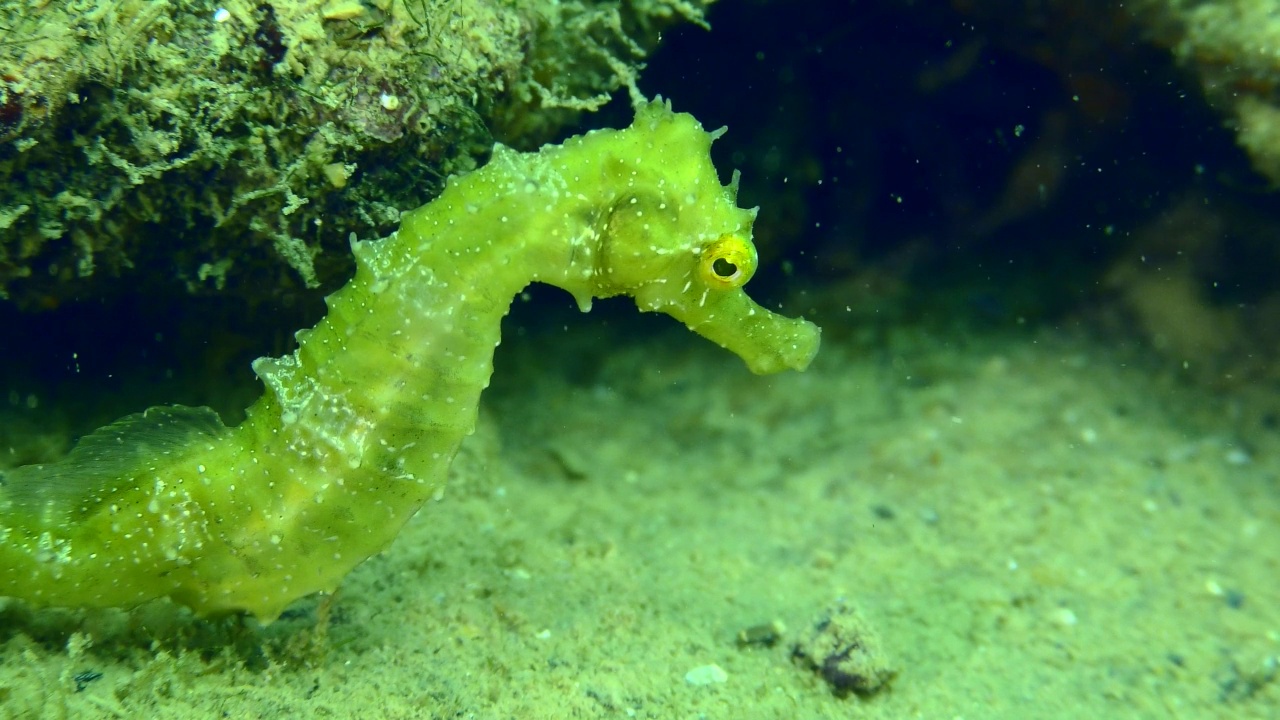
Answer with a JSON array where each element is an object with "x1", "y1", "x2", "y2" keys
[{"x1": 0, "y1": 101, "x2": 820, "y2": 622}]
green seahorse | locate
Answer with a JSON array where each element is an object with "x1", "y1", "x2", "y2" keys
[{"x1": 0, "y1": 101, "x2": 820, "y2": 622}]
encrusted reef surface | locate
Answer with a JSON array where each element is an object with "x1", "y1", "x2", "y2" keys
[
  {"x1": 0, "y1": 0, "x2": 711, "y2": 308},
  {"x1": 1131, "y1": 0, "x2": 1280, "y2": 186}
]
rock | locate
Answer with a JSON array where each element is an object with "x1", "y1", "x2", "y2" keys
[{"x1": 791, "y1": 601, "x2": 895, "y2": 698}]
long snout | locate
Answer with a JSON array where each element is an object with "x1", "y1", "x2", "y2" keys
[{"x1": 657, "y1": 289, "x2": 821, "y2": 374}]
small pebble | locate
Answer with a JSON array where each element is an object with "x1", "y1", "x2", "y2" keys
[
  {"x1": 684, "y1": 663, "x2": 728, "y2": 686},
  {"x1": 322, "y1": 1, "x2": 367, "y2": 21},
  {"x1": 1050, "y1": 607, "x2": 1078, "y2": 627},
  {"x1": 736, "y1": 620, "x2": 785, "y2": 648},
  {"x1": 1224, "y1": 448, "x2": 1251, "y2": 465}
]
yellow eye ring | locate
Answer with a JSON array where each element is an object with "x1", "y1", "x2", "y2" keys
[{"x1": 698, "y1": 234, "x2": 757, "y2": 290}]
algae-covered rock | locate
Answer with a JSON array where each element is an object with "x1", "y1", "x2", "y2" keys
[
  {"x1": 0, "y1": 0, "x2": 714, "y2": 309},
  {"x1": 1130, "y1": 0, "x2": 1280, "y2": 187}
]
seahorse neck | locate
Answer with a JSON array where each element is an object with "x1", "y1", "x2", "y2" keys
[{"x1": 239, "y1": 158, "x2": 605, "y2": 490}]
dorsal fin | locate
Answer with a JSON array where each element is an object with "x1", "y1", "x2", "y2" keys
[{"x1": 0, "y1": 405, "x2": 227, "y2": 523}]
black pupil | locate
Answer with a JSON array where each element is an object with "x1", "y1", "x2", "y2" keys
[{"x1": 712, "y1": 257, "x2": 737, "y2": 278}]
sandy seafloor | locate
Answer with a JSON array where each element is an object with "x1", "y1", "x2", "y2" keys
[{"x1": 1, "y1": 302, "x2": 1279, "y2": 720}]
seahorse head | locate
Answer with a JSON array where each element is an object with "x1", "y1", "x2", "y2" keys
[{"x1": 589, "y1": 101, "x2": 820, "y2": 374}]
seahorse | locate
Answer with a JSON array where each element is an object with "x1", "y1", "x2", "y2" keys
[{"x1": 0, "y1": 100, "x2": 820, "y2": 622}]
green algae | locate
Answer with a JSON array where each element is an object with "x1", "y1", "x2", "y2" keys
[{"x1": 0, "y1": 0, "x2": 716, "y2": 309}]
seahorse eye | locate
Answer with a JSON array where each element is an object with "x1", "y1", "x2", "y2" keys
[
  {"x1": 712, "y1": 257, "x2": 738, "y2": 278},
  {"x1": 698, "y1": 234, "x2": 756, "y2": 290}
]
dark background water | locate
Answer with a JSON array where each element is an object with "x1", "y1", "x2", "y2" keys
[{"x1": 5, "y1": 0, "x2": 1280, "y2": 459}]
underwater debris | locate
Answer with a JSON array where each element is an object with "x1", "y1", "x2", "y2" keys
[{"x1": 791, "y1": 601, "x2": 896, "y2": 698}]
